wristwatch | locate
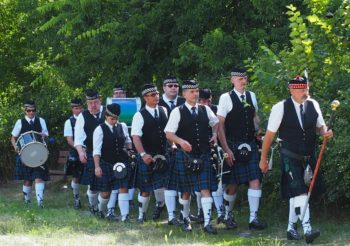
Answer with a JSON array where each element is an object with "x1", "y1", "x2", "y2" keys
[{"x1": 140, "y1": 152, "x2": 146, "y2": 157}]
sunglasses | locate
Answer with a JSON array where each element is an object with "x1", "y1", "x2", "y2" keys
[
  {"x1": 146, "y1": 92, "x2": 159, "y2": 97},
  {"x1": 26, "y1": 109, "x2": 36, "y2": 113},
  {"x1": 166, "y1": 84, "x2": 179, "y2": 88}
]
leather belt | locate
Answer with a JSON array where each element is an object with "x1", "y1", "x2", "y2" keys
[{"x1": 280, "y1": 148, "x2": 310, "y2": 163}]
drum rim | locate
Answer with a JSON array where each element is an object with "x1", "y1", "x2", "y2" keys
[{"x1": 20, "y1": 143, "x2": 49, "y2": 167}]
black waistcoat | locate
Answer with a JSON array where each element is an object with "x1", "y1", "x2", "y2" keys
[
  {"x1": 140, "y1": 106, "x2": 168, "y2": 155},
  {"x1": 20, "y1": 117, "x2": 42, "y2": 134},
  {"x1": 279, "y1": 97, "x2": 318, "y2": 155},
  {"x1": 158, "y1": 96, "x2": 186, "y2": 113},
  {"x1": 176, "y1": 105, "x2": 210, "y2": 154},
  {"x1": 101, "y1": 123, "x2": 127, "y2": 163},
  {"x1": 224, "y1": 91, "x2": 256, "y2": 142},
  {"x1": 82, "y1": 107, "x2": 105, "y2": 152}
]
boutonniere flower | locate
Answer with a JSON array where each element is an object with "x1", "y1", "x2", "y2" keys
[{"x1": 242, "y1": 100, "x2": 251, "y2": 108}]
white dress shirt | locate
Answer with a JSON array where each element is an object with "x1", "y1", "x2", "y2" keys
[
  {"x1": 217, "y1": 89, "x2": 258, "y2": 118},
  {"x1": 267, "y1": 97, "x2": 326, "y2": 133},
  {"x1": 74, "y1": 105, "x2": 104, "y2": 147},
  {"x1": 164, "y1": 102, "x2": 219, "y2": 133},
  {"x1": 63, "y1": 115, "x2": 78, "y2": 137},
  {"x1": 162, "y1": 94, "x2": 180, "y2": 108},
  {"x1": 11, "y1": 116, "x2": 49, "y2": 137},
  {"x1": 131, "y1": 105, "x2": 168, "y2": 137},
  {"x1": 93, "y1": 121, "x2": 131, "y2": 157}
]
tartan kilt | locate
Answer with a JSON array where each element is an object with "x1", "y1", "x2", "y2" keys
[
  {"x1": 167, "y1": 150, "x2": 217, "y2": 193},
  {"x1": 136, "y1": 154, "x2": 170, "y2": 192},
  {"x1": 80, "y1": 153, "x2": 94, "y2": 185},
  {"x1": 90, "y1": 159, "x2": 131, "y2": 192},
  {"x1": 15, "y1": 155, "x2": 50, "y2": 181},
  {"x1": 223, "y1": 141, "x2": 262, "y2": 185}
]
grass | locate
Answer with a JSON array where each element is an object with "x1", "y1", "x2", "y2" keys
[{"x1": 0, "y1": 178, "x2": 349, "y2": 246}]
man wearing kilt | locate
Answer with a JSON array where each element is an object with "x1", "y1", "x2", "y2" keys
[
  {"x1": 92, "y1": 103, "x2": 132, "y2": 221},
  {"x1": 131, "y1": 84, "x2": 178, "y2": 225},
  {"x1": 165, "y1": 80, "x2": 219, "y2": 234},
  {"x1": 259, "y1": 75, "x2": 333, "y2": 243},
  {"x1": 11, "y1": 100, "x2": 49, "y2": 208},
  {"x1": 217, "y1": 67, "x2": 266, "y2": 230},
  {"x1": 64, "y1": 98, "x2": 84, "y2": 209},
  {"x1": 74, "y1": 89, "x2": 105, "y2": 214}
]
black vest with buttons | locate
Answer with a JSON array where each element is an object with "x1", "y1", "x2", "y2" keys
[
  {"x1": 101, "y1": 123, "x2": 127, "y2": 163},
  {"x1": 224, "y1": 91, "x2": 256, "y2": 142},
  {"x1": 177, "y1": 105, "x2": 210, "y2": 154},
  {"x1": 82, "y1": 107, "x2": 106, "y2": 153},
  {"x1": 140, "y1": 106, "x2": 167, "y2": 155},
  {"x1": 20, "y1": 117, "x2": 42, "y2": 134},
  {"x1": 279, "y1": 98, "x2": 318, "y2": 155}
]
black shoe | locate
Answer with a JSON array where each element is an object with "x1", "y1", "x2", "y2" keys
[
  {"x1": 183, "y1": 217, "x2": 192, "y2": 232},
  {"x1": 38, "y1": 201, "x2": 44, "y2": 209},
  {"x1": 89, "y1": 205, "x2": 98, "y2": 215},
  {"x1": 305, "y1": 229, "x2": 320, "y2": 244},
  {"x1": 217, "y1": 214, "x2": 225, "y2": 224},
  {"x1": 168, "y1": 218, "x2": 181, "y2": 226},
  {"x1": 203, "y1": 224, "x2": 218, "y2": 235},
  {"x1": 138, "y1": 213, "x2": 146, "y2": 224},
  {"x1": 129, "y1": 200, "x2": 135, "y2": 208},
  {"x1": 249, "y1": 217, "x2": 267, "y2": 230},
  {"x1": 106, "y1": 213, "x2": 118, "y2": 221},
  {"x1": 74, "y1": 199, "x2": 81, "y2": 209},
  {"x1": 97, "y1": 211, "x2": 105, "y2": 219},
  {"x1": 196, "y1": 209, "x2": 204, "y2": 224},
  {"x1": 224, "y1": 213, "x2": 238, "y2": 230},
  {"x1": 152, "y1": 203, "x2": 165, "y2": 220},
  {"x1": 287, "y1": 224, "x2": 301, "y2": 240},
  {"x1": 122, "y1": 215, "x2": 130, "y2": 222}
]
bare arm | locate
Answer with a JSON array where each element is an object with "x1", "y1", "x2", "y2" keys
[
  {"x1": 259, "y1": 130, "x2": 276, "y2": 173},
  {"x1": 93, "y1": 155, "x2": 102, "y2": 177},
  {"x1": 11, "y1": 136, "x2": 18, "y2": 152},
  {"x1": 217, "y1": 116, "x2": 234, "y2": 166},
  {"x1": 132, "y1": 135, "x2": 153, "y2": 165},
  {"x1": 66, "y1": 136, "x2": 75, "y2": 148},
  {"x1": 165, "y1": 132, "x2": 192, "y2": 152},
  {"x1": 319, "y1": 125, "x2": 333, "y2": 140}
]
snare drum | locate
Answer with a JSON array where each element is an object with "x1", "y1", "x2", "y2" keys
[
  {"x1": 16, "y1": 131, "x2": 49, "y2": 167},
  {"x1": 106, "y1": 97, "x2": 141, "y2": 127}
]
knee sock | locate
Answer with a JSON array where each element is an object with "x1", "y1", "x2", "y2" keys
[
  {"x1": 98, "y1": 194, "x2": 109, "y2": 213},
  {"x1": 248, "y1": 188, "x2": 261, "y2": 223},
  {"x1": 154, "y1": 188, "x2": 165, "y2": 207},
  {"x1": 212, "y1": 191, "x2": 224, "y2": 217},
  {"x1": 201, "y1": 197, "x2": 213, "y2": 226},
  {"x1": 23, "y1": 185, "x2": 32, "y2": 202},
  {"x1": 87, "y1": 190, "x2": 98, "y2": 209},
  {"x1": 128, "y1": 188, "x2": 135, "y2": 201},
  {"x1": 223, "y1": 192, "x2": 237, "y2": 220},
  {"x1": 71, "y1": 180, "x2": 80, "y2": 199},
  {"x1": 164, "y1": 190, "x2": 177, "y2": 221},
  {"x1": 35, "y1": 183, "x2": 45, "y2": 205},
  {"x1": 287, "y1": 197, "x2": 299, "y2": 231},
  {"x1": 179, "y1": 197, "x2": 190, "y2": 219},
  {"x1": 138, "y1": 194, "x2": 150, "y2": 219},
  {"x1": 118, "y1": 193, "x2": 130, "y2": 221},
  {"x1": 107, "y1": 190, "x2": 118, "y2": 215},
  {"x1": 195, "y1": 191, "x2": 202, "y2": 215},
  {"x1": 294, "y1": 194, "x2": 312, "y2": 234}
]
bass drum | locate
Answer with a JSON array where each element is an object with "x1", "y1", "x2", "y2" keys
[
  {"x1": 16, "y1": 131, "x2": 49, "y2": 167},
  {"x1": 106, "y1": 97, "x2": 141, "y2": 127}
]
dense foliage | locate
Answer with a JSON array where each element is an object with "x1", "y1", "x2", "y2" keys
[{"x1": 0, "y1": 0, "x2": 349, "y2": 205}]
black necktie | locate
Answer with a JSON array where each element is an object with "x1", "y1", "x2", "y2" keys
[
  {"x1": 112, "y1": 126, "x2": 117, "y2": 137},
  {"x1": 169, "y1": 101, "x2": 175, "y2": 110},
  {"x1": 300, "y1": 104, "x2": 305, "y2": 128},
  {"x1": 30, "y1": 120, "x2": 34, "y2": 128},
  {"x1": 240, "y1": 94, "x2": 245, "y2": 103},
  {"x1": 191, "y1": 107, "x2": 197, "y2": 119},
  {"x1": 154, "y1": 109, "x2": 159, "y2": 120},
  {"x1": 95, "y1": 113, "x2": 100, "y2": 121}
]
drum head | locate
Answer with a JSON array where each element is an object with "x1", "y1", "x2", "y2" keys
[{"x1": 20, "y1": 143, "x2": 49, "y2": 167}]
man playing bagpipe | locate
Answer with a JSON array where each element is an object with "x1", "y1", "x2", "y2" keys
[
  {"x1": 74, "y1": 89, "x2": 105, "y2": 214},
  {"x1": 91, "y1": 103, "x2": 133, "y2": 221},
  {"x1": 131, "y1": 84, "x2": 180, "y2": 225},
  {"x1": 165, "y1": 80, "x2": 219, "y2": 234},
  {"x1": 217, "y1": 67, "x2": 267, "y2": 230},
  {"x1": 64, "y1": 98, "x2": 84, "y2": 209}
]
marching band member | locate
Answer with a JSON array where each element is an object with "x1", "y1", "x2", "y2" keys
[
  {"x1": 64, "y1": 98, "x2": 84, "y2": 209},
  {"x1": 158, "y1": 76, "x2": 185, "y2": 113},
  {"x1": 11, "y1": 100, "x2": 49, "y2": 208},
  {"x1": 74, "y1": 89, "x2": 105, "y2": 214},
  {"x1": 259, "y1": 75, "x2": 333, "y2": 243},
  {"x1": 217, "y1": 67, "x2": 266, "y2": 230},
  {"x1": 165, "y1": 80, "x2": 219, "y2": 234},
  {"x1": 131, "y1": 84, "x2": 179, "y2": 225},
  {"x1": 92, "y1": 103, "x2": 132, "y2": 221}
]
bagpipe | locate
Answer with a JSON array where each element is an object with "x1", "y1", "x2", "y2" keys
[{"x1": 210, "y1": 144, "x2": 229, "y2": 195}]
